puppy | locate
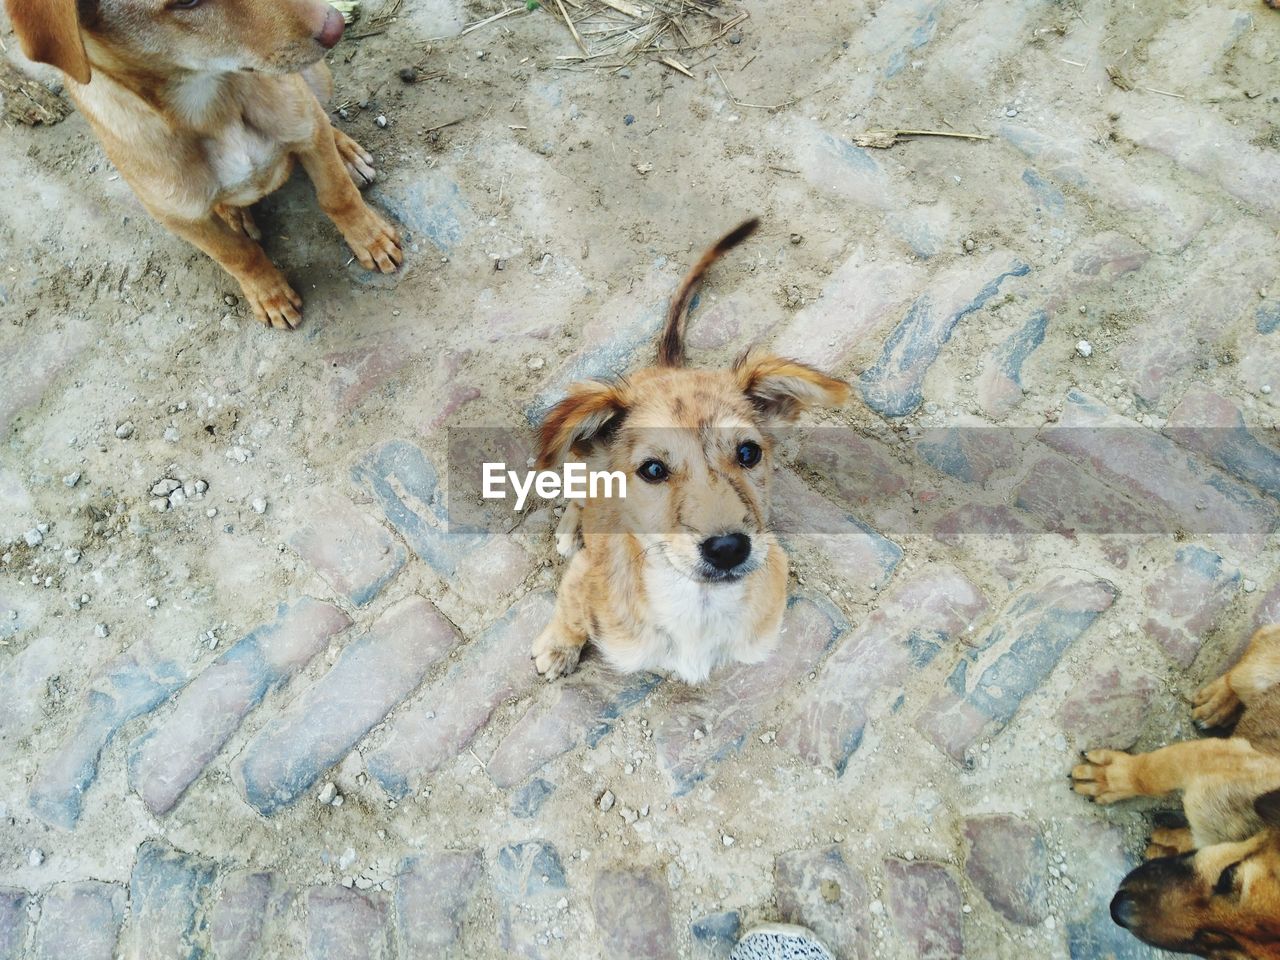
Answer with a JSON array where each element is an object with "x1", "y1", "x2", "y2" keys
[
  {"x1": 531, "y1": 219, "x2": 851, "y2": 685},
  {"x1": 6, "y1": 0, "x2": 403, "y2": 329},
  {"x1": 1072, "y1": 624, "x2": 1280, "y2": 958}
]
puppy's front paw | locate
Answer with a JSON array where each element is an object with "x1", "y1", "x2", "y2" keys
[
  {"x1": 1145, "y1": 826, "x2": 1194, "y2": 859},
  {"x1": 215, "y1": 203, "x2": 262, "y2": 240},
  {"x1": 532, "y1": 628, "x2": 582, "y2": 681},
  {"x1": 241, "y1": 269, "x2": 302, "y2": 330},
  {"x1": 334, "y1": 129, "x2": 376, "y2": 187},
  {"x1": 1072, "y1": 749, "x2": 1140, "y2": 804},
  {"x1": 343, "y1": 208, "x2": 403, "y2": 274},
  {"x1": 1192, "y1": 675, "x2": 1241, "y2": 730}
]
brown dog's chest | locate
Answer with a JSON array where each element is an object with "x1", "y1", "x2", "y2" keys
[{"x1": 202, "y1": 117, "x2": 292, "y2": 206}]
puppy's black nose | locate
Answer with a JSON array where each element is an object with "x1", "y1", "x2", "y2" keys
[
  {"x1": 700, "y1": 533, "x2": 751, "y2": 571},
  {"x1": 1110, "y1": 890, "x2": 1138, "y2": 929}
]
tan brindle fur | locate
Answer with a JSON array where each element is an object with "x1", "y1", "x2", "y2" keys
[
  {"x1": 6, "y1": 0, "x2": 402, "y2": 328},
  {"x1": 1072, "y1": 625, "x2": 1280, "y2": 958},
  {"x1": 532, "y1": 220, "x2": 850, "y2": 685}
]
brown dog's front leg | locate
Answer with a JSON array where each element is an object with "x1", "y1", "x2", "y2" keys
[
  {"x1": 1194, "y1": 624, "x2": 1280, "y2": 729},
  {"x1": 533, "y1": 552, "x2": 591, "y2": 680},
  {"x1": 1072, "y1": 739, "x2": 1266, "y2": 804},
  {"x1": 295, "y1": 103, "x2": 402, "y2": 274},
  {"x1": 161, "y1": 213, "x2": 301, "y2": 329}
]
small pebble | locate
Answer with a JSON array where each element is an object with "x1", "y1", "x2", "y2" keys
[
  {"x1": 623, "y1": 114, "x2": 635, "y2": 125},
  {"x1": 163, "y1": 426, "x2": 180, "y2": 443},
  {"x1": 24, "y1": 529, "x2": 43, "y2": 548},
  {"x1": 251, "y1": 497, "x2": 268, "y2": 515},
  {"x1": 1006, "y1": 108, "x2": 1018, "y2": 117},
  {"x1": 194, "y1": 479, "x2": 209, "y2": 493},
  {"x1": 63, "y1": 473, "x2": 81, "y2": 488},
  {"x1": 150, "y1": 498, "x2": 170, "y2": 512},
  {"x1": 963, "y1": 238, "x2": 975, "y2": 252},
  {"x1": 28, "y1": 849, "x2": 44, "y2": 867},
  {"x1": 318, "y1": 782, "x2": 338, "y2": 805},
  {"x1": 728, "y1": 29, "x2": 742, "y2": 43},
  {"x1": 1262, "y1": 385, "x2": 1272, "y2": 395},
  {"x1": 1075, "y1": 340, "x2": 1093, "y2": 358},
  {"x1": 146, "y1": 596, "x2": 159, "y2": 609},
  {"x1": 598, "y1": 790, "x2": 615, "y2": 812},
  {"x1": 152, "y1": 479, "x2": 181, "y2": 497},
  {"x1": 399, "y1": 66, "x2": 418, "y2": 83},
  {"x1": 223, "y1": 294, "x2": 238, "y2": 306},
  {"x1": 169, "y1": 489, "x2": 187, "y2": 508},
  {"x1": 722, "y1": 834, "x2": 735, "y2": 847},
  {"x1": 115, "y1": 422, "x2": 135, "y2": 439},
  {"x1": 95, "y1": 623, "x2": 109, "y2": 638},
  {"x1": 375, "y1": 114, "x2": 388, "y2": 128},
  {"x1": 64, "y1": 549, "x2": 81, "y2": 564},
  {"x1": 1243, "y1": 579, "x2": 1257, "y2": 593}
]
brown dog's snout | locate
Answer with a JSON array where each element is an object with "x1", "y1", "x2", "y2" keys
[
  {"x1": 315, "y1": 6, "x2": 345, "y2": 49},
  {"x1": 1110, "y1": 889, "x2": 1138, "y2": 929},
  {"x1": 700, "y1": 533, "x2": 751, "y2": 571}
]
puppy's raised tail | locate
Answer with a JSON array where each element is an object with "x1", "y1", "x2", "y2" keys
[{"x1": 657, "y1": 217, "x2": 760, "y2": 368}]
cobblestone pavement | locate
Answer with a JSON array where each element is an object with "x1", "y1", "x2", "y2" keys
[{"x1": 1, "y1": 0, "x2": 1278, "y2": 956}]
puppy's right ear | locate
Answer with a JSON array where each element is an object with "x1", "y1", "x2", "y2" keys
[
  {"x1": 537, "y1": 380, "x2": 629, "y2": 470},
  {"x1": 6, "y1": 0, "x2": 92, "y2": 85},
  {"x1": 1256, "y1": 789, "x2": 1280, "y2": 827}
]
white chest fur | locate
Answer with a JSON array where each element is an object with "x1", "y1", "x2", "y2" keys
[
  {"x1": 173, "y1": 73, "x2": 284, "y2": 198},
  {"x1": 603, "y1": 559, "x2": 769, "y2": 684}
]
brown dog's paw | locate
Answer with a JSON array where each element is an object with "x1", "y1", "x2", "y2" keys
[
  {"x1": 343, "y1": 208, "x2": 403, "y2": 275},
  {"x1": 1145, "y1": 826, "x2": 1194, "y2": 859},
  {"x1": 1072, "y1": 749, "x2": 1140, "y2": 804},
  {"x1": 241, "y1": 270, "x2": 303, "y2": 330},
  {"x1": 532, "y1": 628, "x2": 582, "y2": 681},
  {"x1": 215, "y1": 203, "x2": 262, "y2": 241},
  {"x1": 334, "y1": 129, "x2": 376, "y2": 188},
  {"x1": 1192, "y1": 675, "x2": 1241, "y2": 729}
]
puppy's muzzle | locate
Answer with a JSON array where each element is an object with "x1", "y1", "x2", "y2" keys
[
  {"x1": 700, "y1": 533, "x2": 751, "y2": 573},
  {"x1": 316, "y1": 6, "x2": 345, "y2": 49}
]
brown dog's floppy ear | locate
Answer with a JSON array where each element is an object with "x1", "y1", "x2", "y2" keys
[
  {"x1": 1256, "y1": 788, "x2": 1280, "y2": 827},
  {"x1": 6, "y1": 0, "x2": 92, "y2": 85},
  {"x1": 537, "y1": 380, "x2": 629, "y2": 470},
  {"x1": 734, "y1": 348, "x2": 851, "y2": 424}
]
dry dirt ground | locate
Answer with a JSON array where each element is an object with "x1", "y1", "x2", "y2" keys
[{"x1": 1, "y1": 0, "x2": 1279, "y2": 957}]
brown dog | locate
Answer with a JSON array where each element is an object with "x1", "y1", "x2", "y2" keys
[
  {"x1": 6, "y1": 0, "x2": 402, "y2": 329},
  {"x1": 1072, "y1": 624, "x2": 1280, "y2": 958},
  {"x1": 531, "y1": 219, "x2": 851, "y2": 685}
]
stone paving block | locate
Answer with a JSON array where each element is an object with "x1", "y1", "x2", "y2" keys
[
  {"x1": 1013, "y1": 453, "x2": 1166, "y2": 535},
  {"x1": 234, "y1": 596, "x2": 457, "y2": 816},
  {"x1": 916, "y1": 425, "x2": 1023, "y2": 485},
  {"x1": 1060, "y1": 819, "x2": 1162, "y2": 960},
  {"x1": 976, "y1": 310, "x2": 1047, "y2": 418},
  {"x1": 354, "y1": 440, "x2": 531, "y2": 603},
  {"x1": 289, "y1": 495, "x2": 406, "y2": 606},
  {"x1": 367, "y1": 591, "x2": 553, "y2": 798},
  {"x1": 790, "y1": 120, "x2": 894, "y2": 210},
  {"x1": 690, "y1": 912, "x2": 740, "y2": 960},
  {"x1": 774, "y1": 845, "x2": 871, "y2": 960},
  {"x1": 210, "y1": 872, "x2": 273, "y2": 960},
  {"x1": 1001, "y1": 116, "x2": 1208, "y2": 252},
  {"x1": 1118, "y1": 101, "x2": 1280, "y2": 222},
  {"x1": 306, "y1": 887, "x2": 391, "y2": 960},
  {"x1": 591, "y1": 868, "x2": 675, "y2": 960},
  {"x1": 30, "y1": 648, "x2": 188, "y2": 829},
  {"x1": 1164, "y1": 386, "x2": 1280, "y2": 500},
  {"x1": 859, "y1": 252, "x2": 1030, "y2": 417},
  {"x1": 0, "y1": 634, "x2": 60, "y2": 749},
  {"x1": 487, "y1": 668, "x2": 662, "y2": 789},
  {"x1": 30, "y1": 881, "x2": 125, "y2": 960},
  {"x1": 656, "y1": 595, "x2": 847, "y2": 793},
  {"x1": 0, "y1": 318, "x2": 92, "y2": 436},
  {"x1": 493, "y1": 841, "x2": 566, "y2": 959},
  {"x1": 771, "y1": 250, "x2": 925, "y2": 368},
  {"x1": 394, "y1": 850, "x2": 483, "y2": 957},
  {"x1": 917, "y1": 573, "x2": 1117, "y2": 764},
  {"x1": 0, "y1": 888, "x2": 28, "y2": 960},
  {"x1": 1043, "y1": 389, "x2": 1278, "y2": 536},
  {"x1": 371, "y1": 173, "x2": 471, "y2": 254},
  {"x1": 511, "y1": 778, "x2": 556, "y2": 819},
  {"x1": 778, "y1": 568, "x2": 989, "y2": 775},
  {"x1": 124, "y1": 839, "x2": 216, "y2": 960},
  {"x1": 772, "y1": 469, "x2": 902, "y2": 593},
  {"x1": 1116, "y1": 222, "x2": 1276, "y2": 404},
  {"x1": 963, "y1": 816, "x2": 1049, "y2": 926},
  {"x1": 883, "y1": 859, "x2": 964, "y2": 959},
  {"x1": 1058, "y1": 653, "x2": 1160, "y2": 750},
  {"x1": 130, "y1": 597, "x2": 351, "y2": 815},
  {"x1": 1141, "y1": 545, "x2": 1239, "y2": 668},
  {"x1": 794, "y1": 430, "x2": 909, "y2": 511}
]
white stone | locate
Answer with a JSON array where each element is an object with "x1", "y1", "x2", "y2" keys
[
  {"x1": 1075, "y1": 340, "x2": 1093, "y2": 358},
  {"x1": 95, "y1": 623, "x2": 109, "y2": 638},
  {"x1": 251, "y1": 497, "x2": 268, "y2": 515},
  {"x1": 27, "y1": 849, "x2": 44, "y2": 867},
  {"x1": 63, "y1": 473, "x2": 81, "y2": 487},
  {"x1": 318, "y1": 782, "x2": 338, "y2": 805},
  {"x1": 598, "y1": 790, "x2": 615, "y2": 812},
  {"x1": 23, "y1": 529, "x2": 42, "y2": 548},
  {"x1": 115, "y1": 422, "x2": 135, "y2": 439}
]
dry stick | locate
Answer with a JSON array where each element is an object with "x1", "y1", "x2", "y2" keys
[
  {"x1": 882, "y1": 129, "x2": 990, "y2": 140},
  {"x1": 598, "y1": 0, "x2": 646, "y2": 16},
  {"x1": 554, "y1": 0, "x2": 590, "y2": 54},
  {"x1": 460, "y1": 7, "x2": 522, "y2": 36},
  {"x1": 660, "y1": 56, "x2": 694, "y2": 77},
  {"x1": 425, "y1": 116, "x2": 467, "y2": 134}
]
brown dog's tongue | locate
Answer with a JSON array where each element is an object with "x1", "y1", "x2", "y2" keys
[{"x1": 316, "y1": 7, "x2": 345, "y2": 49}]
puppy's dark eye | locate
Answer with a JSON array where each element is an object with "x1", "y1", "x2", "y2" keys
[
  {"x1": 736, "y1": 440, "x2": 762, "y2": 468},
  {"x1": 1213, "y1": 863, "x2": 1240, "y2": 896},
  {"x1": 637, "y1": 459, "x2": 669, "y2": 483},
  {"x1": 168, "y1": 0, "x2": 202, "y2": 10}
]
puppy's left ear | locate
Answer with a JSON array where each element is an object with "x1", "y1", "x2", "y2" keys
[
  {"x1": 536, "y1": 379, "x2": 629, "y2": 470},
  {"x1": 5, "y1": 0, "x2": 93, "y2": 85},
  {"x1": 734, "y1": 348, "x2": 851, "y2": 425},
  {"x1": 1255, "y1": 788, "x2": 1280, "y2": 827}
]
